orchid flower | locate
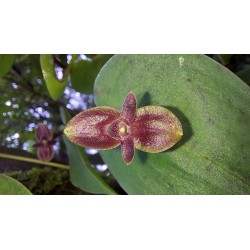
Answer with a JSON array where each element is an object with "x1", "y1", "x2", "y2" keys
[
  {"x1": 33, "y1": 124, "x2": 55, "y2": 162},
  {"x1": 64, "y1": 91, "x2": 183, "y2": 165}
]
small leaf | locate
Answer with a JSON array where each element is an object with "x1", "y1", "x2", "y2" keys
[
  {"x1": 60, "y1": 106, "x2": 71, "y2": 125},
  {"x1": 71, "y1": 54, "x2": 113, "y2": 94},
  {"x1": 0, "y1": 174, "x2": 32, "y2": 195},
  {"x1": 63, "y1": 136, "x2": 116, "y2": 194},
  {"x1": 40, "y1": 54, "x2": 67, "y2": 100},
  {"x1": 71, "y1": 60, "x2": 93, "y2": 93},
  {"x1": 0, "y1": 54, "x2": 15, "y2": 77},
  {"x1": 64, "y1": 107, "x2": 120, "y2": 150}
]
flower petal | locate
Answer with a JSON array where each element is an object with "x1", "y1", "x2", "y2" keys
[
  {"x1": 121, "y1": 91, "x2": 136, "y2": 125},
  {"x1": 121, "y1": 135, "x2": 135, "y2": 165},
  {"x1": 132, "y1": 106, "x2": 183, "y2": 152},
  {"x1": 37, "y1": 145, "x2": 54, "y2": 162},
  {"x1": 64, "y1": 107, "x2": 120, "y2": 150},
  {"x1": 36, "y1": 123, "x2": 53, "y2": 142}
]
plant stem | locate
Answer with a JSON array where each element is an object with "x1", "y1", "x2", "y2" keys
[{"x1": 0, "y1": 153, "x2": 69, "y2": 170}]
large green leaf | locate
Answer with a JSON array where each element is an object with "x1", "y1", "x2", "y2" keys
[
  {"x1": 71, "y1": 54, "x2": 113, "y2": 94},
  {"x1": 0, "y1": 54, "x2": 15, "y2": 77},
  {"x1": 94, "y1": 54, "x2": 250, "y2": 194},
  {"x1": 0, "y1": 174, "x2": 32, "y2": 195},
  {"x1": 40, "y1": 54, "x2": 68, "y2": 100},
  {"x1": 60, "y1": 108, "x2": 116, "y2": 194}
]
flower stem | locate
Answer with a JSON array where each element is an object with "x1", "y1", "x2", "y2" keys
[{"x1": 0, "y1": 153, "x2": 69, "y2": 170}]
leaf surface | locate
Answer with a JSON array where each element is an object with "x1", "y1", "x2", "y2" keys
[
  {"x1": 40, "y1": 55, "x2": 67, "y2": 100},
  {"x1": 0, "y1": 174, "x2": 32, "y2": 195},
  {"x1": 71, "y1": 55, "x2": 113, "y2": 94},
  {"x1": 94, "y1": 54, "x2": 250, "y2": 194}
]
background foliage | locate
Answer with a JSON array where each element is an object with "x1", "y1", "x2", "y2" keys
[{"x1": 0, "y1": 54, "x2": 249, "y2": 194}]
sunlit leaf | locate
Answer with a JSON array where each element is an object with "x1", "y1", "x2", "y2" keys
[
  {"x1": 0, "y1": 174, "x2": 32, "y2": 195},
  {"x1": 94, "y1": 54, "x2": 250, "y2": 194},
  {"x1": 40, "y1": 54, "x2": 67, "y2": 100},
  {"x1": 0, "y1": 54, "x2": 15, "y2": 77}
]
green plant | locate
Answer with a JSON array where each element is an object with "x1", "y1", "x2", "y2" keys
[{"x1": 1, "y1": 54, "x2": 249, "y2": 195}]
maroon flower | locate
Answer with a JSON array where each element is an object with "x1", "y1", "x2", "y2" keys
[
  {"x1": 33, "y1": 124, "x2": 55, "y2": 162},
  {"x1": 64, "y1": 91, "x2": 183, "y2": 165}
]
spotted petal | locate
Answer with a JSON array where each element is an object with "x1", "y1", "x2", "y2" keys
[
  {"x1": 121, "y1": 91, "x2": 136, "y2": 125},
  {"x1": 37, "y1": 144, "x2": 54, "y2": 162},
  {"x1": 132, "y1": 106, "x2": 183, "y2": 152},
  {"x1": 64, "y1": 107, "x2": 120, "y2": 150},
  {"x1": 121, "y1": 135, "x2": 135, "y2": 165},
  {"x1": 36, "y1": 123, "x2": 53, "y2": 142}
]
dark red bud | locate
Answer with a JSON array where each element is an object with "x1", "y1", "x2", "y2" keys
[{"x1": 36, "y1": 123, "x2": 53, "y2": 142}]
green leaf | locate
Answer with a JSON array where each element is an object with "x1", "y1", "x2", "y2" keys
[
  {"x1": 60, "y1": 108, "x2": 116, "y2": 194},
  {"x1": 63, "y1": 136, "x2": 116, "y2": 194},
  {"x1": 0, "y1": 174, "x2": 32, "y2": 195},
  {"x1": 40, "y1": 54, "x2": 68, "y2": 100},
  {"x1": 59, "y1": 106, "x2": 71, "y2": 125},
  {"x1": 71, "y1": 54, "x2": 113, "y2": 94},
  {"x1": 0, "y1": 54, "x2": 15, "y2": 77},
  {"x1": 94, "y1": 54, "x2": 250, "y2": 194}
]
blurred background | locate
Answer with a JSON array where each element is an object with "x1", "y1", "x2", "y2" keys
[{"x1": 0, "y1": 54, "x2": 249, "y2": 194}]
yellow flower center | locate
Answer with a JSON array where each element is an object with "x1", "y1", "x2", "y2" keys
[{"x1": 119, "y1": 122, "x2": 129, "y2": 136}]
